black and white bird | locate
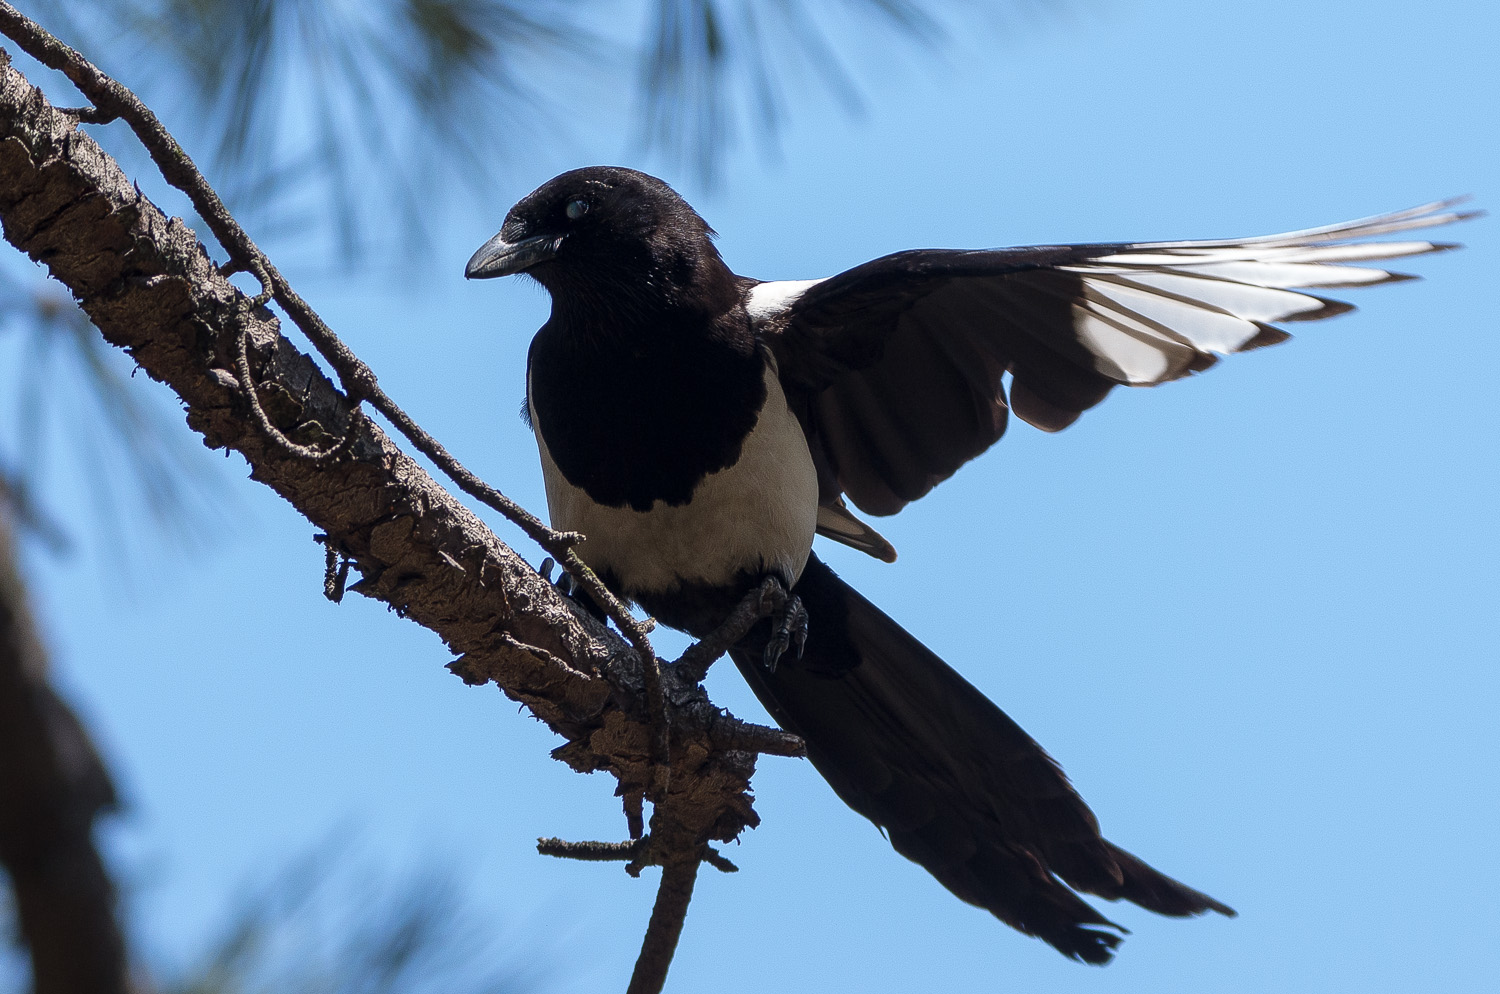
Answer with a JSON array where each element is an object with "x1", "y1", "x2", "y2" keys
[{"x1": 465, "y1": 167, "x2": 1471, "y2": 964}]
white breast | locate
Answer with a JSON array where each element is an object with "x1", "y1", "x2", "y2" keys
[{"x1": 531, "y1": 362, "x2": 819, "y2": 597}]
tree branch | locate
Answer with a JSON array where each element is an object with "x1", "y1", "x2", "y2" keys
[
  {"x1": 0, "y1": 30, "x2": 786, "y2": 994},
  {"x1": 0, "y1": 509, "x2": 130, "y2": 994},
  {"x1": 0, "y1": 1, "x2": 671, "y2": 771},
  {"x1": 627, "y1": 859, "x2": 700, "y2": 994}
]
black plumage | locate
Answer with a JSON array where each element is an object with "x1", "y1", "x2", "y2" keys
[{"x1": 465, "y1": 166, "x2": 1472, "y2": 962}]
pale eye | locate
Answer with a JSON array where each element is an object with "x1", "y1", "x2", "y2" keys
[{"x1": 565, "y1": 198, "x2": 589, "y2": 221}]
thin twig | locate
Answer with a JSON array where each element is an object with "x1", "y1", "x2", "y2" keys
[
  {"x1": 702, "y1": 847, "x2": 738, "y2": 874},
  {"x1": 495, "y1": 631, "x2": 591, "y2": 681},
  {"x1": 623, "y1": 789, "x2": 646, "y2": 840},
  {"x1": 537, "y1": 837, "x2": 648, "y2": 862},
  {"x1": 709, "y1": 718, "x2": 806, "y2": 758},
  {"x1": 232, "y1": 323, "x2": 364, "y2": 464},
  {"x1": 320, "y1": 539, "x2": 341, "y2": 601},
  {"x1": 0, "y1": 2, "x2": 670, "y2": 775},
  {"x1": 539, "y1": 833, "x2": 736, "y2": 872}
]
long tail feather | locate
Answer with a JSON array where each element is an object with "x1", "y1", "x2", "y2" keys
[{"x1": 732, "y1": 553, "x2": 1233, "y2": 963}]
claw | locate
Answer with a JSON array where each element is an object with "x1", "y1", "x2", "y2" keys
[{"x1": 762, "y1": 593, "x2": 809, "y2": 673}]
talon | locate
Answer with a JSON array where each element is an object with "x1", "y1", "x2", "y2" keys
[
  {"x1": 552, "y1": 569, "x2": 610, "y2": 624},
  {"x1": 762, "y1": 593, "x2": 809, "y2": 673}
]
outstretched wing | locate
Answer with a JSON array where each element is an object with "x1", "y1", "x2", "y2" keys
[{"x1": 756, "y1": 199, "x2": 1475, "y2": 521}]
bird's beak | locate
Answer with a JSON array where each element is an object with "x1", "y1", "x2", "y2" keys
[{"x1": 464, "y1": 232, "x2": 562, "y2": 279}]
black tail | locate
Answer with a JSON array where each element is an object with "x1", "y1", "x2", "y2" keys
[{"x1": 731, "y1": 553, "x2": 1233, "y2": 964}]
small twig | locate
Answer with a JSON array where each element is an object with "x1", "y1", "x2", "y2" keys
[
  {"x1": 541, "y1": 826, "x2": 734, "y2": 994},
  {"x1": 232, "y1": 325, "x2": 365, "y2": 464},
  {"x1": 321, "y1": 541, "x2": 340, "y2": 599},
  {"x1": 316, "y1": 534, "x2": 352, "y2": 602},
  {"x1": 710, "y1": 718, "x2": 806, "y2": 758},
  {"x1": 626, "y1": 859, "x2": 701, "y2": 994},
  {"x1": 0, "y1": 2, "x2": 671, "y2": 781},
  {"x1": 702, "y1": 847, "x2": 739, "y2": 874},
  {"x1": 623, "y1": 789, "x2": 646, "y2": 840},
  {"x1": 537, "y1": 837, "x2": 648, "y2": 863},
  {"x1": 673, "y1": 577, "x2": 782, "y2": 684},
  {"x1": 56, "y1": 104, "x2": 114, "y2": 124},
  {"x1": 539, "y1": 833, "x2": 736, "y2": 872},
  {"x1": 495, "y1": 632, "x2": 591, "y2": 681}
]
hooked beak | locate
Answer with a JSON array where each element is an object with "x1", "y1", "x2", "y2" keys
[{"x1": 464, "y1": 231, "x2": 562, "y2": 279}]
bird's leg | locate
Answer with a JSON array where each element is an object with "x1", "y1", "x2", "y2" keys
[
  {"x1": 672, "y1": 575, "x2": 807, "y2": 682},
  {"x1": 761, "y1": 577, "x2": 808, "y2": 673}
]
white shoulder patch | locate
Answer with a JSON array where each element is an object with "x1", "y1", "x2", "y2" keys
[{"x1": 745, "y1": 279, "x2": 826, "y2": 324}]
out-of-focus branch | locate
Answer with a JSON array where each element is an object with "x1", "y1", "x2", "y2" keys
[{"x1": 0, "y1": 509, "x2": 129, "y2": 994}]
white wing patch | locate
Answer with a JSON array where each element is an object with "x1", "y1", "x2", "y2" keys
[
  {"x1": 1056, "y1": 198, "x2": 1475, "y2": 386},
  {"x1": 746, "y1": 279, "x2": 826, "y2": 324}
]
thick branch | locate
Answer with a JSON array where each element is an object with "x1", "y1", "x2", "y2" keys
[
  {"x1": 0, "y1": 510, "x2": 130, "y2": 994},
  {"x1": 0, "y1": 42, "x2": 779, "y2": 994},
  {"x1": 0, "y1": 46, "x2": 613, "y2": 742},
  {"x1": 0, "y1": 3, "x2": 668, "y2": 742}
]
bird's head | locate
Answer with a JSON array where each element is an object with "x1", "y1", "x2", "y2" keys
[{"x1": 465, "y1": 166, "x2": 728, "y2": 313}]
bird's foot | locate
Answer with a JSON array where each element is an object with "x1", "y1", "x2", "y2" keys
[
  {"x1": 762, "y1": 584, "x2": 808, "y2": 673},
  {"x1": 539, "y1": 556, "x2": 607, "y2": 623},
  {"x1": 673, "y1": 575, "x2": 808, "y2": 681}
]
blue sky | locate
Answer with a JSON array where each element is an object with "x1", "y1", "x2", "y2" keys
[{"x1": 14, "y1": 0, "x2": 1498, "y2": 991}]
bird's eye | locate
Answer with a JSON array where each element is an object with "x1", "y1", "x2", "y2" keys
[{"x1": 565, "y1": 198, "x2": 590, "y2": 221}]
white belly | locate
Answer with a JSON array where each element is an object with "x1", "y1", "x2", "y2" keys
[{"x1": 531, "y1": 364, "x2": 819, "y2": 596}]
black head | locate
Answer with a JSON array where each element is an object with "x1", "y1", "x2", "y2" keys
[{"x1": 465, "y1": 166, "x2": 732, "y2": 313}]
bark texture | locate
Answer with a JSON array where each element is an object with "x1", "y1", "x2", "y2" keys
[{"x1": 0, "y1": 49, "x2": 766, "y2": 989}]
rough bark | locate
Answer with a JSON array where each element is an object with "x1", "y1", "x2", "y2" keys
[
  {"x1": 0, "y1": 48, "x2": 769, "y2": 992},
  {"x1": 0, "y1": 508, "x2": 130, "y2": 994}
]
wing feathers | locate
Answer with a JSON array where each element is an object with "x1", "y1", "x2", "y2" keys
[
  {"x1": 1047, "y1": 203, "x2": 1469, "y2": 384},
  {"x1": 1128, "y1": 197, "x2": 1476, "y2": 248},
  {"x1": 816, "y1": 498, "x2": 898, "y2": 562},
  {"x1": 1094, "y1": 272, "x2": 1334, "y2": 323},
  {"x1": 1070, "y1": 300, "x2": 1185, "y2": 383},
  {"x1": 767, "y1": 199, "x2": 1474, "y2": 521},
  {"x1": 745, "y1": 278, "x2": 825, "y2": 322}
]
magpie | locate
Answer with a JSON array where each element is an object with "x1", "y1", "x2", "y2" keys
[{"x1": 465, "y1": 167, "x2": 1471, "y2": 963}]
